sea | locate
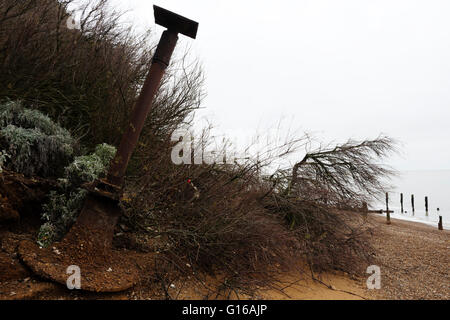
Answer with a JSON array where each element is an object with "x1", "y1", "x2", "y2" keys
[{"x1": 370, "y1": 169, "x2": 450, "y2": 230}]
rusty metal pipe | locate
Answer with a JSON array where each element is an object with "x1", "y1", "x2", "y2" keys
[
  {"x1": 106, "y1": 30, "x2": 178, "y2": 186},
  {"x1": 106, "y1": 5, "x2": 199, "y2": 187}
]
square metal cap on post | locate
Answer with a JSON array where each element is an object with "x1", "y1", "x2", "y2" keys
[{"x1": 154, "y1": 5, "x2": 199, "y2": 39}]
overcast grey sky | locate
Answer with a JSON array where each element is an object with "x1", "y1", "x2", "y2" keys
[{"x1": 110, "y1": 0, "x2": 450, "y2": 171}]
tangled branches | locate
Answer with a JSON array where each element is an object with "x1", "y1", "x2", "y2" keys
[{"x1": 287, "y1": 135, "x2": 397, "y2": 206}]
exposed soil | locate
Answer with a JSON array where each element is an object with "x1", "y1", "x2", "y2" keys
[
  {"x1": 18, "y1": 193, "x2": 140, "y2": 292},
  {"x1": 0, "y1": 170, "x2": 55, "y2": 223}
]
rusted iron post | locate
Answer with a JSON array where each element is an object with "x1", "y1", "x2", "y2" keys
[
  {"x1": 411, "y1": 194, "x2": 415, "y2": 215},
  {"x1": 400, "y1": 193, "x2": 403, "y2": 213},
  {"x1": 106, "y1": 6, "x2": 198, "y2": 187},
  {"x1": 425, "y1": 196, "x2": 428, "y2": 216},
  {"x1": 386, "y1": 192, "x2": 391, "y2": 224}
]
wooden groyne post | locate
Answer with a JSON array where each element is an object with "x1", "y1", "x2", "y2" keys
[
  {"x1": 400, "y1": 193, "x2": 404, "y2": 213},
  {"x1": 437, "y1": 208, "x2": 443, "y2": 230},
  {"x1": 386, "y1": 192, "x2": 391, "y2": 224},
  {"x1": 411, "y1": 194, "x2": 415, "y2": 215},
  {"x1": 425, "y1": 196, "x2": 428, "y2": 216}
]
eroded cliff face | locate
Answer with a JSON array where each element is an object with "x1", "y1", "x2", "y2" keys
[
  {"x1": 0, "y1": 169, "x2": 56, "y2": 223},
  {"x1": 0, "y1": 169, "x2": 56, "y2": 288}
]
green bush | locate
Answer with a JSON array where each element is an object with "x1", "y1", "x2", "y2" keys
[
  {"x1": 63, "y1": 143, "x2": 116, "y2": 187},
  {"x1": 37, "y1": 143, "x2": 116, "y2": 247},
  {"x1": 0, "y1": 100, "x2": 75, "y2": 177},
  {"x1": 38, "y1": 189, "x2": 88, "y2": 247}
]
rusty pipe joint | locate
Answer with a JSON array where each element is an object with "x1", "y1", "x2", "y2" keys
[{"x1": 153, "y1": 30, "x2": 178, "y2": 67}]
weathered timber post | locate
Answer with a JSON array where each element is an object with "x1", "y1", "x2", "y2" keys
[
  {"x1": 400, "y1": 193, "x2": 404, "y2": 213},
  {"x1": 437, "y1": 208, "x2": 443, "y2": 230},
  {"x1": 386, "y1": 192, "x2": 391, "y2": 224},
  {"x1": 411, "y1": 194, "x2": 415, "y2": 215},
  {"x1": 425, "y1": 196, "x2": 428, "y2": 216}
]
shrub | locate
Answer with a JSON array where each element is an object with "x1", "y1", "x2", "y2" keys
[
  {"x1": 0, "y1": 100, "x2": 75, "y2": 177},
  {"x1": 121, "y1": 128, "x2": 395, "y2": 297},
  {"x1": 38, "y1": 189, "x2": 88, "y2": 247},
  {"x1": 120, "y1": 133, "x2": 302, "y2": 296},
  {"x1": 37, "y1": 143, "x2": 116, "y2": 247},
  {"x1": 64, "y1": 143, "x2": 116, "y2": 187}
]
